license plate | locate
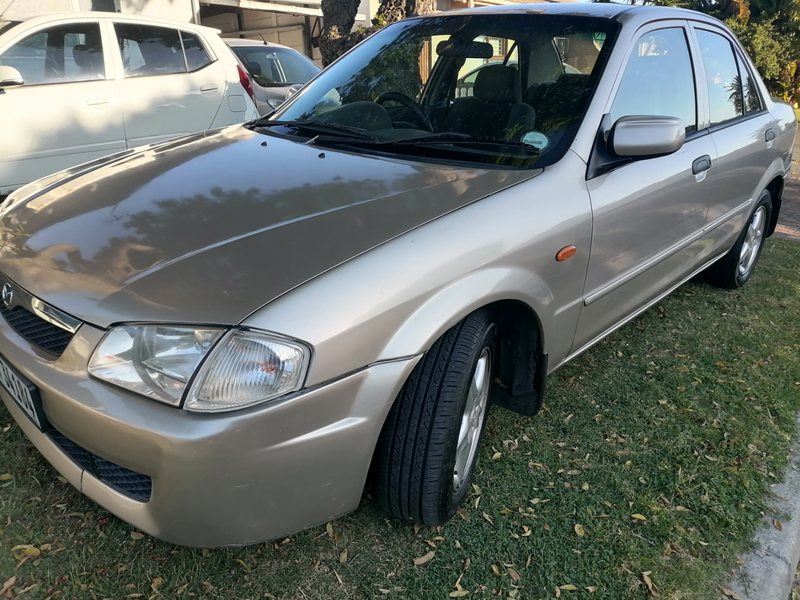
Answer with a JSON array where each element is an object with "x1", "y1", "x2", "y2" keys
[{"x1": 0, "y1": 353, "x2": 46, "y2": 430}]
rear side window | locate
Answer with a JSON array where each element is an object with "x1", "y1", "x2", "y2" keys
[
  {"x1": 609, "y1": 28, "x2": 697, "y2": 134},
  {"x1": 232, "y1": 46, "x2": 319, "y2": 87},
  {"x1": 181, "y1": 31, "x2": 212, "y2": 71},
  {"x1": 115, "y1": 24, "x2": 184, "y2": 77},
  {"x1": 0, "y1": 22, "x2": 105, "y2": 85},
  {"x1": 736, "y1": 52, "x2": 763, "y2": 113},
  {"x1": 696, "y1": 29, "x2": 744, "y2": 126}
]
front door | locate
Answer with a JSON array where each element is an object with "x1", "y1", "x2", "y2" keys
[
  {"x1": 0, "y1": 20, "x2": 125, "y2": 191},
  {"x1": 572, "y1": 24, "x2": 717, "y2": 354}
]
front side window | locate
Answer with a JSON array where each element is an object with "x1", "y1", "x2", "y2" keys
[
  {"x1": 232, "y1": 45, "x2": 319, "y2": 87},
  {"x1": 696, "y1": 29, "x2": 743, "y2": 126},
  {"x1": 609, "y1": 28, "x2": 696, "y2": 134},
  {"x1": 266, "y1": 15, "x2": 619, "y2": 169},
  {"x1": 115, "y1": 24, "x2": 185, "y2": 77},
  {"x1": 0, "y1": 22, "x2": 104, "y2": 85}
]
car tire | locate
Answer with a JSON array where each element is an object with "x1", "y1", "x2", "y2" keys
[
  {"x1": 705, "y1": 190, "x2": 771, "y2": 289},
  {"x1": 375, "y1": 309, "x2": 496, "y2": 526}
]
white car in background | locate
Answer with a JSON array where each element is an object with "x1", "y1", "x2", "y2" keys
[
  {"x1": 224, "y1": 38, "x2": 320, "y2": 116},
  {"x1": 0, "y1": 12, "x2": 259, "y2": 195}
]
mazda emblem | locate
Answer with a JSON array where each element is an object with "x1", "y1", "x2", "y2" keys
[{"x1": 1, "y1": 283, "x2": 13, "y2": 307}]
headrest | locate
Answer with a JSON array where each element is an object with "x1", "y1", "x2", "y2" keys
[
  {"x1": 474, "y1": 65, "x2": 520, "y2": 103},
  {"x1": 72, "y1": 44, "x2": 90, "y2": 67},
  {"x1": 436, "y1": 39, "x2": 493, "y2": 59}
]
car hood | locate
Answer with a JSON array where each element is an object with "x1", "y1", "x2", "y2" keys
[{"x1": 0, "y1": 126, "x2": 538, "y2": 328}]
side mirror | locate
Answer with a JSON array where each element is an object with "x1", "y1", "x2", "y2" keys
[
  {"x1": 0, "y1": 66, "x2": 24, "y2": 90},
  {"x1": 609, "y1": 115, "x2": 685, "y2": 158}
]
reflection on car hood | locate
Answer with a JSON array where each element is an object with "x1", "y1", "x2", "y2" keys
[{"x1": 0, "y1": 126, "x2": 539, "y2": 328}]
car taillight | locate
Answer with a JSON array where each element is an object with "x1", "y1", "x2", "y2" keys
[{"x1": 237, "y1": 65, "x2": 255, "y2": 101}]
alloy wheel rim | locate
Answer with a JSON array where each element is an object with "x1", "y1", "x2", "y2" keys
[
  {"x1": 738, "y1": 206, "x2": 766, "y2": 278},
  {"x1": 453, "y1": 348, "x2": 491, "y2": 492}
]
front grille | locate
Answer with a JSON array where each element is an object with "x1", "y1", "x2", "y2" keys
[
  {"x1": 0, "y1": 305, "x2": 75, "y2": 356},
  {"x1": 48, "y1": 430, "x2": 152, "y2": 503}
]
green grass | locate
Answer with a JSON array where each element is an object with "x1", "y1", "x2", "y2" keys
[{"x1": 2, "y1": 239, "x2": 800, "y2": 600}]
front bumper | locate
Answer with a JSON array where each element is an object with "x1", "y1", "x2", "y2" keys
[{"x1": 0, "y1": 319, "x2": 419, "y2": 547}]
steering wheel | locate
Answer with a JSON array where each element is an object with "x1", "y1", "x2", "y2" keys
[{"x1": 375, "y1": 92, "x2": 433, "y2": 132}]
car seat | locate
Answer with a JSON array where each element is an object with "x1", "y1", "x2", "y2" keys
[
  {"x1": 72, "y1": 44, "x2": 104, "y2": 79},
  {"x1": 441, "y1": 65, "x2": 535, "y2": 141}
]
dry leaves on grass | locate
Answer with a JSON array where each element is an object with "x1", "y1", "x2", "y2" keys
[
  {"x1": 574, "y1": 524, "x2": 586, "y2": 537},
  {"x1": 721, "y1": 588, "x2": 742, "y2": 600},
  {"x1": 412, "y1": 551, "x2": 435, "y2": 566},
  {"x1": 641, "y1": 571, "x2": 659, "y2": 597}
]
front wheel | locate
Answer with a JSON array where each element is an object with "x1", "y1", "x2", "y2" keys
[
  {"x1": 705, "y1": 190, "x2": 771, "y2": 289},
  {"x1": 375, "y1": 309, "x2": 496, "y2": 526}
]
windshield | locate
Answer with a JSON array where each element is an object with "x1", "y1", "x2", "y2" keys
[
  {"x1": 233, "y1": 45, "x2": 320, "y2": 87},
  {"x1": 266, "y1": 14, "x2": 618, "y2": 168}
]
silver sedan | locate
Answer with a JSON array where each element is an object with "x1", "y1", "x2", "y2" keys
[{"x1": 0, "y1": 3, "x2": 794, "y2": 547}]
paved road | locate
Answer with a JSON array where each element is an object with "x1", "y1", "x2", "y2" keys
[{"x1": 775, "y1": 136, "x2": 800, "y2": 241}]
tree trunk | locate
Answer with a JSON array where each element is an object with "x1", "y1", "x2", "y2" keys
[
  {"x1": 319, "y1": 0, "x2": 362, "y2": 66},
  {"x1": 320, "y1": 0, "x2": 437, "y2": 66}
]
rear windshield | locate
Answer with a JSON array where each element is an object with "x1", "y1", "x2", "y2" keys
[
  {"x1": 267, "y1": 14, "x2": 619, "y2": 169},
  {"x1": 233, "y1": 45, "x2": 320, "y2": 87}
]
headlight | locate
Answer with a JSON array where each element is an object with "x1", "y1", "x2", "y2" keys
[
  {"x1": 89, "y1": 325, "x2": 224, "y2": 406},
  {"x1": 185, "y1": 329, "x2": 310, "y2": 412},
  {"x1": 89, "y1": 326, "x2": 311, "y2": 412}
]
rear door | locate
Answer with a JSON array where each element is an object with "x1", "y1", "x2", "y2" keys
[
  {"x1": 572, "y1": 23, "x2": 718, "y2": 353},
  {"x1": 113, "y1": 23, "x2": 227, "y2": 147},
  {"x1": 0, "y1": 19, "x2": 125, "y2": 190},
  {"x1": 691, "y1": 25, "x2": 777, "y2": 242}
]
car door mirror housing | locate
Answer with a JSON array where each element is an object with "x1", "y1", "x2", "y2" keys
[
  {"x1": 609, "y1": 115, "x2": 685, "y2": 158},
  {"x1": 0, "y1": 66, "x2": 24, "y2": 89}
]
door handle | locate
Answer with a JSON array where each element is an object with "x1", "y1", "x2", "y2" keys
[
  {"x1": 85, "y1": 96, "x2": 108, "y2": 105},
  {"x1": 199, "y1": 84, "x2": 218, "y2": 93},
  {"x1": 692, "y1": 155, "x2": 711, "y2": 175},
  {"x1": 765, "y1": 129, "x2": 775, "y2": 142}
]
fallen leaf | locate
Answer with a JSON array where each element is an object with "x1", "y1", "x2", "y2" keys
[
  {"x1": 721, "y1": 588, "x2": 742, "y2": 600},
  {"x1": 641, "y1": 571, "x2": 659, "y2": 597},
  {"x1": 0, "y1": 474, "x2": 12, "y2": 480},
  {"x1": 567, "y1": 470, "x2": 581, "y2": 476},
  {"x1": 131, "y1": 531, "x2": 145, "y2": 539},
  {"x1": 774, "y1": 520, "x2": 783, "y2": 531},
  {"x1": 326, "y1": 523, "x2": 334, "y2": 538},
  {"x1": 674, "y1": 506, "x2": 691, "y2": 512},
  {"x1": 559, "y1": 584, "x2": 577, "y2": 590},
  {"x1": 201, "y1": 548, "x2": 210, "y2": 557},
  {"x1": 492, "y1": 452, "x2": 502, "y2": 460},
  {"x1": 585, "y1": 586, "x2": 599, "y2": 593},
  {"x1": 581, "y1": 483, "x2": 590, "y2": 491},
  {"x1": 631, "y1": 514, "x2": 647, "y2": 521},
  {"x1": 508, "y1": 568, "x2": 521, "y2": 582},
  {"x1": 574, "y1": 524, "x2": 586, "y2": 537},
  {"x1": 413, "y1": 551, "x2": 435, "y2": 566},
  {"x1": 339, "y1": 550, "x2": 348, "y2": 564},
  {"x1": 151, "y1": 577, "x2": 163, "y2": 591},
  {"x1": 482, "y1": 512, "x2": 494, "y2": 525},
  {"x1": 449, "y1": 592, "x2": 469, "y2": 598},
  {"x1": 0, "y1": 577, "x2": 16, "y2": 596}
]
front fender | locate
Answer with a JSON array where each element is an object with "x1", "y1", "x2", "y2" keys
[{"x1": 241, "y1": 150, "x2": 592, "y2": 388}]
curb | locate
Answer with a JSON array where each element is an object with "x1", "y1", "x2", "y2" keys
[{"x1": 724, "y1": 414, "x2": 800, "y2": 600}]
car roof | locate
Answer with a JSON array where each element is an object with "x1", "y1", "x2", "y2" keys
[
  {"x1": 6, "y1": 11, "x2": 220, "y2": 34},
  {"x1": 223, "y1": 38, "x2": 294, "y2": 51},
  {"x1": 411, "y1": 3, "x2": 723, "y2": 27}
]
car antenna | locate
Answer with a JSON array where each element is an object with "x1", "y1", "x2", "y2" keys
[
  {"x1": 259, "y1": 33, "x2": 269, "y2": 46},
  {"x1": 0, "y1": 0, "x2": 19, "y2": 18}
]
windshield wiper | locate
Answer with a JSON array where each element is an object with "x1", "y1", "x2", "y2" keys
[
  {"x1": 252, "y1": 119, "x2": 379, "y2": 140},
  {"x1": 385, "y1": 132, "x2": 540, "y2": 153}
]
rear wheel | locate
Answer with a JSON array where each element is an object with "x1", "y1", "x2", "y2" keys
[
  {"x1": 705, "y1": 190, "x2": 771, "y2": 289},
  {"x1": 375, "y1": 309, "x2": 496, "y2": 526}
]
